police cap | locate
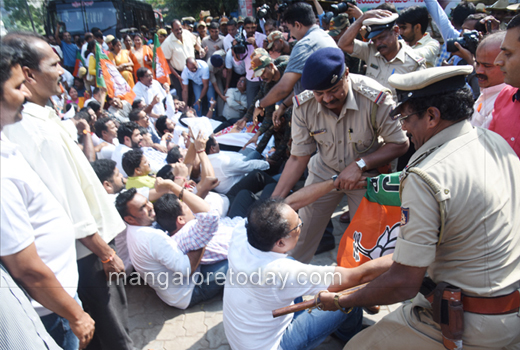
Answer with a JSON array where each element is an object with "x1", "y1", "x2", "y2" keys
[
  {"x1": 363, "y1": 13, "x2": 398, "y2": 39},
  {"x1": 302, "y1": 47, "x2": 346, "y2": 91}
]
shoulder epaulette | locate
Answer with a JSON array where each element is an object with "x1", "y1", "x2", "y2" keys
[
  {"x1": 292, "y1": 90, "x2": 315, "y2": 108},
  {"x1": 352, "y1": 81, "x2": 390, "y2": 105}
]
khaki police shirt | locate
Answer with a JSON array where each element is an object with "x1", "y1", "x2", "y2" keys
[
  {"x1": 394, "y1": 121, "x2": 520, "y2": 297},
  {"x1": 351, "y1": 39, "x2": 426, "y2": 96},
  {"x1": 291, "y1": 74, "x2": 408, "y2": 180}
]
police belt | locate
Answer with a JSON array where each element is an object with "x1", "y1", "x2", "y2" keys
[{"x1": 421, "y1": 277, "x2": 520, "y2": 315}]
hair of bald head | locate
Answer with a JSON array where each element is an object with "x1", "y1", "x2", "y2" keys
[{"x1": 477, "y1": 30, "x2": 506, "y2": 51}]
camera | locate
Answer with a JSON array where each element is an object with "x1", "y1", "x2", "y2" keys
[
  {"x1": 232, "y1": 26, "x2": 250, "y2": 58},
  {"x1": 331, "y1": 0, "x2": 357, "y2": 16},
  {"x1": 257, "y1": 4, "x2": 270, "y2": 19},
  {"x1": 446, "y1": 30, "x2": 479, "y2": 54}
]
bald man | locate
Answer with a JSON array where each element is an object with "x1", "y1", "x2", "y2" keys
[{"x1": 181, "y1": 57, "x2": 215, "y2": 116}]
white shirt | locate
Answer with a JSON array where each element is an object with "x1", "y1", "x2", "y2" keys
[
  {"x1": 111, "y1": 143, "x2": 132, "y2": 177},
  {"x1": 126, "y1": 225, "x2": 194, "y2": 309},
  {"x1": 223, "y1": 88, "x2": 247, "y2": 120},
  {"x1": 4, "y1": 103, "x2": 126, "y2": 259},
  {"x1": 223, "y1": 222, "x2": 335, "y2": 350},
  {"x1": 224, "y1": 33, "x2": 235, "y2": 52},
  {"x1": 471, "y1": 83, "x2": 507, "y2": 129},
  {"x1": 207, "y1": 151, "x2": 270, "y2": 194},
  {"x1": 226, "y1": 49, "x2": 246, "y2": 75},
  {"x1": 0, "y1": 136, "x2": 78, "y2": 316},
  {"x1": 181, "y1": 59, "x2": 210, "y2": 86},
  {"x1": 97, "y1": 138, "x2": 119, "y2": 160},
  {"x1": 133, "y1": 80, "x2": 168, "y2": 116}
]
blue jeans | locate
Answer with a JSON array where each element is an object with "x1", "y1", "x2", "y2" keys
[
  {"x1": 40, "y1": 294, "x2": 82, "y2": 350},
  {"x1": 238, "y1": 147, "x2": 264, "y2": 160},
  {"x1": 188, "y1": 259, "x2": 229, "y2": 307},
  {"x1": 278, "y1": 305, "x2": 363, "y2": 350},
  {"x1": 192, "y1": 81, "x2": 215, "y2": 116}
]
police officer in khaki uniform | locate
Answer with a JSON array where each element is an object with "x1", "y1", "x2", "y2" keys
[
  {"x1": 271, "y1": 47, "x2": 409, "y2": 263},
  {"x1": 318, "y1": 66, "x2": 520, "y2": 349},
  {"x1": 338, "y1": 12, "x2": 426, "y2": 96}
]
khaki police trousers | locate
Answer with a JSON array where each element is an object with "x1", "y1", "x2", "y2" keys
[
  {"x1": 289, "y1": 170, "x2": 366, "y2": 263},
  {"x1": 344, "y1": 294, "x2": 520, "y2": 350}
]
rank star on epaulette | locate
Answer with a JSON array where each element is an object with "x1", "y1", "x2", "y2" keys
[{"x1": 360, "y1": 84, "x2": 377, "y2": 98}]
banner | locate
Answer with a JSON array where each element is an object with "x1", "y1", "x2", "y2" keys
[
  {"x1": 95, "y1": 42, "x2": 136, "y2": 103},
  {"x1": 337, "y1": 172, "x2": 401, "y2": 268},
  {"x1": 152, "y1": 33, "x2": 171, "y2": 85},
  {"x1": 355, "y1": 0, "x2": 461, "y2": 13}
]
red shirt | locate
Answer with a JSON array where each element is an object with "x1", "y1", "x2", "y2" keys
[{"x1": 490, "y1": 85, "x2": 520, "y2": 158}]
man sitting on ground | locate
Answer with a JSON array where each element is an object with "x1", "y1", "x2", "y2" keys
[
  {"x1": 122, "y1": 149, "x2": 155, "y2": 190},
  {"x1": 115, "y1": 180, "x2": 225, "y2": 309},
  {"x1": 223, "y1": 197, "x2": 392, "y2": 350},
  {"x1": 94, "y1": 117, "x2": 119, "y2": 160},
  {"x1": 111, "y1": 122, "x2": 143, "y2": 177}
]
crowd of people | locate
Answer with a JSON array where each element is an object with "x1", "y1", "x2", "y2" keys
[{"x1": 1, "y1": 1, "x2": 520, "y2": 349}]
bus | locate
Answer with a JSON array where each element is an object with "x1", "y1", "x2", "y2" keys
[{"x1": 45, "y1": 0, "x2": 156, "y2": 38}]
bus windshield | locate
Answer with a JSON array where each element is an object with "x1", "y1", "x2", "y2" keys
[{"x1": 56, "y1": 1, "x2": 118, "y2": 35}]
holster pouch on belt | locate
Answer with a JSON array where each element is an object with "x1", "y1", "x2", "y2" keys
[{"x1": 431, "y1": 282, "x2": 464, "y2": 350}]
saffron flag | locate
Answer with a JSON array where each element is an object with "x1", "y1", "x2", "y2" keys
[
  {"x1": 95, "y1": 42, "x2": 136, "y2": 104},
  {"x1": 73, "y1": 50, "x2": 86, "y2": 77},
  {"x1": 152, "y1": 34, "x2": 171, "y2": 85},
  {"x1": 337, "y1": 172, "x2": 402, "y2": 268}
]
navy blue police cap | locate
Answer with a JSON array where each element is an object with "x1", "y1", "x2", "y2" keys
[{"x1": 301, "y1": 47, "x2": 346, "y2": 91}]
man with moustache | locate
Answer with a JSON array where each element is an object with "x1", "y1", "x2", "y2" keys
[
  {"x1": 468, "y1": 32, "x2": 507, "y2": 129},
  {"x1": 3, "y1": 32, "x2": 134, "y2": 350},
  {"x1": 0, "y1": 44, "x2": 94, "y2": 350},
  {"x1": 491, "y1": 15, "x2": 520, "y2": 158},
  {"x1": 270, "y1": 47, "x2": 409, "y2": 263},
  {"x1": 338, "y1": 11, "x2": 426, "y2": 96}
]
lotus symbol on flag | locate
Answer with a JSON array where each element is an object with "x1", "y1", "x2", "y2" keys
[{"x1": 352, "y1": 222, "x2": 400, "y2": 262}]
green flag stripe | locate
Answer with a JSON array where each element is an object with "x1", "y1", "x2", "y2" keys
[{"x1": 365, "y1": 172, "x2": 401, "y2": 207}]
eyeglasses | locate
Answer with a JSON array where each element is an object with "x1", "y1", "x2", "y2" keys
[
  {"x1": 285, "y1": 215, "x2": 304, "y2": 236},
  {"x1": 393, "y1": 110, "x2": 425, "y2": 125}
]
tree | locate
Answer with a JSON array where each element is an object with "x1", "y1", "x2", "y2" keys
[{"x1": 2, "y1": 0, "x2": 45, "y2": 33}]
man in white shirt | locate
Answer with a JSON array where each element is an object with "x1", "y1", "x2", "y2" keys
[
  {"x1": 182, "y1": 57, "x2": 215, "y2": 116},
  {"x1": 222, "y1": 76, "x2": 248, "y2": 120},
  {"x1": 223, "y1": 18, "x2": 238, "y2": 52},
  {"x1": 162, "y1": 19, "x2": 205, "y2": 103},
  {"x1": 225, "y1": 48, "x2": 246, "y2": 91},
  {"x1": 3, "y1": 32, "x2": 134, "y2": 350},
  {"x1": 223, "y1": 197, "x2": 391, "y2": 350},
  {"x1": 0, "y1": 43, "x2": 95, "y2": 350},
  {"x1": 396, "y1": 6, "x2": 441, "y2": 68},
  {"x1": 112, "y1": 121, "x2": 144, "y2": 177},
  {"x1": 133, "y1": 67, "x2": 175, "y2": 119},
  {"x1": 206, "y1": 135, "x2": 270, "y2": 194},
  {"x1": 108, "y1": 96, "x2": 132, "y2": 124},
  {"x1": 115, "y1": 183, "x2": 224, "y2": 309},
  {"x1": 94, "y1": 117, "x2": 119, "y2": 160},
  {"x1": 470, "y1": 31, "x2": 507, "y2": 128}
]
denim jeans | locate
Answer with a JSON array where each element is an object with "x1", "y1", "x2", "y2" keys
[
  {"x1": 188, "y1": 259, "x2": 229, "y2": 307},
  {"x1": 192, "y1": 81, "x2": 215, "y2": 116},
  {"x1": 238, "y1": 147, "x2": 263, "y2": 160},
  {"x1": 278, "y1": 305, "x2": 363, "y2": 350},
  {"x1": 40, "y1": 294, "x2": 82, "y2": 350}
]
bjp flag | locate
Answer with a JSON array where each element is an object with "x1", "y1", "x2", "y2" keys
[
  {"x1": 152, "y1": 34, "x2": 171, "y2": 85},
  {"x1": 73, "y1": 50, "x2": 86, "y2": 77},
  {"x1": 337, "y1": 172, "x2": 402, "y2": 268},
  {"x1": 95, "y1": 42, "x2": 136, "y2": 104}
]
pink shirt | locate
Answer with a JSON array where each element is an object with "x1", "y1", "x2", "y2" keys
[{"x1": 490, "y1": 85, "x2": 520, "y2": 158}]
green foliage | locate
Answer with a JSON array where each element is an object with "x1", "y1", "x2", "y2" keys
[{"x1": 3, "y1": 0, "x2": 45, "y2": 34}]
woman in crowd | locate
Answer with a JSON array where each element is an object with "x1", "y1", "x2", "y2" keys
[
  {"x1": 66, "y1": 85, "x2": 84, "y2": 108},
  {"x1": 130, "y1": 33, "x2": 153, "y2": 81},
  {"x1": 123, "y1": 34, "x2": 133, "y2": 51},
  {"x1": 108, "y1": 38, "x2": 135, "y2": 88}
]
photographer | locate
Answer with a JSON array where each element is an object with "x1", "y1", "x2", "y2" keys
[
  {"x1": 256, "y1": 2, "x2": 337, "y2": 127},
  {"x1": 232, "y1": 16, "x2": 267, "y2": 107}
]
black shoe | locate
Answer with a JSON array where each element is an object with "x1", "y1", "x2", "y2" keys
[{"x1": 315, "y1": 226, "x2": 335, "y2": 255}]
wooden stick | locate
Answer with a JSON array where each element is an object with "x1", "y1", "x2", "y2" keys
[{"x1": 272, "y1": 283, "x2": 369, "y2": 318}]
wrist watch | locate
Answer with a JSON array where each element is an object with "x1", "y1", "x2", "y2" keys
[
  {"x1": 355, "y1": 158, "x2": 367, "y2": 172},
  {"x1": 255, "y1": 99, "x2": 262, "y2": 109},
  {"x1": 331, "y1": 174, "x2": 338, "y2": 183}
]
